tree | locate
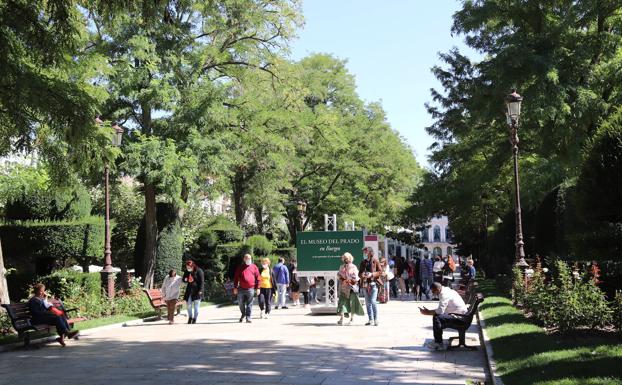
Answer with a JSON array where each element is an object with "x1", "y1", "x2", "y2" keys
[
  {"x1": 89, "y1": 0, "x2": 301, "y2": 287},
  {"x1": 413, "y1": 1, "x2": 622, "y2": 266}
]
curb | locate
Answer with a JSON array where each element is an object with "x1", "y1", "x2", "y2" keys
[
  {"x1": 477, "y1": 309, "x2": 506, "y2": 385},
  {"x1": 0, "y1": 302, "x2": 227, "y2": 352}
]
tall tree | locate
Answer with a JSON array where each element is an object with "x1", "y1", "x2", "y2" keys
[{"x1": 89, "y1": 0, "x2": 301, "y2": 287}]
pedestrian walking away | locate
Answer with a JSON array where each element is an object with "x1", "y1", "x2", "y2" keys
[
  {"x1": 289, "y1": 259, "x2": 300, "y2": 306},
  {"x1": 161, "y1": 269, "x2": 182, "y2": 324},
  {"x1": 359, "y1": 247, "x2": 383, "y2": 326},
  {"x1": 420, "y1": 254, "x2": 434, "y2": 300},
  {"x1": 273, "y1": 258, "x2": 290, "y2": 309},
  {"x1": 258, "y1": 257, "x2": 276, "y2": 319},
  {"x1": 183, "y1": 259, "x2": 205, "y2": 324},
  {"x1": 337, "y1": 252, "x2": 365, "y2": 325},
  {"x1": 234, "y1": 253, "x2": 260, "y2": 323}
]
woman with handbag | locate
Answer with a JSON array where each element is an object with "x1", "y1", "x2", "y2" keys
[{"x1": 336, "y1": 253, "x2": 364, "y2": 325}]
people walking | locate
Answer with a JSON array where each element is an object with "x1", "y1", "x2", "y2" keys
[
  {"x1": 413, "y1": 256, "x2": 422, "y2": 301},
  {"x1": 273, "y1": 258, "x2": 290, "y2": 309},
  {"x1": 309, "y1": 276, "x2": 320, "y2": 304},
  {"x1": 161, "y1": 269, "x2": 182, "y2": 324},
  {"x1": 433, "y1": 255, "x2": 445, "y2": 283},
  {"x1": 420, "y1": 254, "x2": 434, "y2": 300},
  {"x1": 359, "y1": 247, "x2": 383, "y2": 326},
  {"x1": 299, "y1": 275, "x2": 311, "y2": 308},
  {"x1": 233, "y1": 253, "x2": 260, "y2": 323},
  {"x1": 182, "y1": 259, "x2": 205, "y2": 324},
  {"x1": 258, "y1": 258, "x2": 276, "y2": 319},
  {"x1": 389, "y1": 258, "x2": 398, "y2": 299},
  {"x1": 379, "y1": 256, "x2": 393, "y2": 303},
  {"x1": 337, "y1": 252, "x2": 364, "y2": 325}
]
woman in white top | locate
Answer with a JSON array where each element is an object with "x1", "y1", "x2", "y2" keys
[{"x1": 161, "y1": 269, "x2": 182, "y2": 324}]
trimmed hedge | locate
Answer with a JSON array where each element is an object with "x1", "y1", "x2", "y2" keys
[
  {"x1": 4, "y1": 184, "x2": 91, "y2": 221},
  {"x1": 246, "y1": 235, "x2": 274, "y2": 256},
  {"x1": 274, "y1": 247, "x2": 296, "y2": 262},
  {"x1": 0, "y1": 217, "x2": 105, "y2": 268},
  {"x1": 154, "y1": 223, "x2": 184, "y2": 284}
]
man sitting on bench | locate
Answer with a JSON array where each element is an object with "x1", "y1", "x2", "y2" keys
[
  {"x1": 27, "y1": 283, "x2": 78, "y2": 347},
  {"x1": 419, "y1": 282, "x2": 468, "y2": 350}
]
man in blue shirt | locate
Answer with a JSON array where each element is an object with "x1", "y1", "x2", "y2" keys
[{"x1": 273, "y1": 258, "x2": 290, "y2": 309}]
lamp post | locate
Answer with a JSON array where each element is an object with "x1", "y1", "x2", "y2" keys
[
  {"x1": 99, "y1": 118, "x2": 124, "y2": 299},
  {"x1": 505, "y1": 90, "x2": 527, "y2": 267}
]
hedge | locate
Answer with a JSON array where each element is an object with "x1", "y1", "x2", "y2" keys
[
  {"x1": 246, "y1": 235, "x2": 274, "y2": 256},
  {"x1": 154, "y1": 223, "x2": 184, "y2": 284},
  {"x1": 4, "y1": 184, "x2": 91, "y2": 221},
  {"x1": 0, "y1": 216, "x2": 105, "y2": 268},
  {"x1": 274, "y1": 247, "x2": 296, "y2": 262}
]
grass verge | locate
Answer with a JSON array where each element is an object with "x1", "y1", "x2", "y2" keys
[{"x1": 478, "y1": 280, "x2": 622, "y2": 385}]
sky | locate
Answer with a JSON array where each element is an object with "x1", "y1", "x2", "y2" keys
[{"x1": 290, "y1": 0, "x2": 481, "y2": 168}]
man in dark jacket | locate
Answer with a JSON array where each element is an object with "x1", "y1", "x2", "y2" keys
[
  {"x1": 183, "y1": 259, "x2": 205, "y2": 324},
  {"x1": 359, "y1": 247, "x2": 383, "y2": 326}
]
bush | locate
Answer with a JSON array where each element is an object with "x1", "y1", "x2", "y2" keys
[
  {"x1": 511, "y1": 266, "x2": 526, "y2": 306},
  {"x1": 4, "y1": 183, "x2": 91, "y2": 221},
  {"x1": 154, "y1": 223, "x2": 183, "y2": 285},
  {"x1": 246, "y1": 235, "x2": 274, "y2": 256},
  {"x1": 0, "y1": 311, "x2": 12, "y2": 335},
  {"x1": 274, "y1": 247, "x2": 296, "y2": 262},
  {"x1": 0, "y1": 217, "x2": 105, "y2": 268},
  {"x1": 612, "y1": 291, "x2": 622, "y2": 332},
  {"x1": 38, "y1": 270, "x2": 110, "y2": 319}
]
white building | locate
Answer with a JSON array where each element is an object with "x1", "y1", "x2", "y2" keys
[{"x1": 420, "y1": 215, "x2": 457, "y2": 258}]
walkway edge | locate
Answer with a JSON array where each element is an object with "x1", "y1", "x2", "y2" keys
[{"x1": 477, "y1": 309, "x2": 506, "y2": 385}]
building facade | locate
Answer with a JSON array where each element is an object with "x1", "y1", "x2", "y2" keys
[{"x1": 420, "y1": 215, "x2": 457, "y2": 258}]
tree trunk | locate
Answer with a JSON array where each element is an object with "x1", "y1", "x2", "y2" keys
[
  {"x1": 143, "y1": 182, "x2": 158, "y2": 288},
  {"x1": 231, "y1": 173, "x2": 247, "y2": 227},
  {"x1": 0, "y1": 237, "x2": 9, "y2": 305},
  {"x1": 254, "y1": 206, "x2": 264, "y2": 234}
]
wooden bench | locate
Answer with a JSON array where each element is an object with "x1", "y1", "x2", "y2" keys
[
  {"x1": 445, "y1": 293, "x2": 484, "y2": 350},
  {"x1": 142, "y1": 289, "x2": 183, "y2": 319},
  {"x1": 1, "y1": 301, "x2": 85, "y2": 347}
]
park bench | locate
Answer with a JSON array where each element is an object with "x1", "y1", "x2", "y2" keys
[
  {"x1": 445, "y1": 293, "x2": 484, "y2": 351},
  {"x1": 1, "y1": 301, "x2": 85, "y2": 347},
  {"x1": 142, "y1": 288, "x2": 183, "y2": 319}
]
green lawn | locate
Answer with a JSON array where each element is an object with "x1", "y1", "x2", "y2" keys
[{"x1": 478, "y1": 280, "x2": 622, "y2": 385}]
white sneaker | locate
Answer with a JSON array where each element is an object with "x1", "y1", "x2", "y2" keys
[
  {"x1": 264, "y1": 313, "x2": 269, "y2": 319},
  {"x1": 374, "y1": 320, "x2": 379, "y2": 326},
  {"x1": 259, "y1": 311, "x2": 264, "y2": 319}
]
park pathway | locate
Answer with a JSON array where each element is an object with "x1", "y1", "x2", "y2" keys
[{"x1": 0, "y1": 299, "x2": 487, "y2": 385}]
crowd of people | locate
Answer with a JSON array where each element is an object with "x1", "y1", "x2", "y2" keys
[{"x1": 26, "y1": 249, "x2": 476, "y2": 350}]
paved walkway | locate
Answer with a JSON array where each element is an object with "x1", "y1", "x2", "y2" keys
[{"x1": 0, "y1": 299, "x2": 487, "y2": 385}]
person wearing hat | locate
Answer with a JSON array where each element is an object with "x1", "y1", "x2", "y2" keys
[{"x1": 182, "y1": 259, "x2": 205, "y2": 324}]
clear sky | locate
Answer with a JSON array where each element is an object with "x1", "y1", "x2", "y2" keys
[{"x1": 289, "y1": 0, "x2": 480, "y2": 168}]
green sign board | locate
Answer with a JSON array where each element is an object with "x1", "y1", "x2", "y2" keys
[{"x1": 296, "y1": 231, "x2": 364, "y2": 272}]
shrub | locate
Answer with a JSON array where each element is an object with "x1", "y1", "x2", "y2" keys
[
  {"x1": 0, "y1": 311, "x2": 12, "y2": 335},
  {"x1": 612, "y1": 291, "x2": 622, "y2": 332},
  {"x1": 4, "y1": 183, "x2": 91, "y2": 221},
  {"x1": 523, "y1": 266, "x2": 555, "y2": 325},
  {"x1": 511, "y1": 266, "x2": 526, "y2": 306},
  {"x1": 246, "y1": 235, "x2": 274, "y2": 256},
  {"x1": 274, "y1": 247, "x2": 296, "y2": 262},
  {"x1": 38, "y1": 270, "x2": 110, "y2": 319},
  {"x1": 154, "y1": 223, "x2": 183, "y2": 285},
  {"x1": 0, "y1": 217, "x2": 105, "y2": 268}
]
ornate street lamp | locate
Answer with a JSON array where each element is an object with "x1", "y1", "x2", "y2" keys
[
  {"x1": 96, "y1": 118, "x2": 124, "y2": 298},
  {"x1": 505, "y1": 90, "x2": 527, "y2": 267}
]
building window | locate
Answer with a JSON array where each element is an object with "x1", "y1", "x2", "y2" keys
[
  {"x1": 447, "y1": 246, "x2": 453, "y2": 256},
  {"x1": 433, "y1": 247, "x2": 442, "y2": 257},
  {"x1": 433, "y1": 225, "x2": 441, "y2": 242},
  {"x1": 422, "y1": 228, "x2": 429, "y2": 242},
  {"x1": 445, "y1": 227, "x2": 452, "y2": 243}
]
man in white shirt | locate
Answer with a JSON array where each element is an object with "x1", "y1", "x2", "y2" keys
[{"x1": 419, "y1": 282, "x2": 469, "y2": 350}]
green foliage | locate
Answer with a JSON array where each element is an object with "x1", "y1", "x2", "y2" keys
[
  {"x1": 246, "y1": 235, "x2": 274, "y2": 256},
  {"x1": 38, "y1": 270, "x2": 109, "y2": 319},
  {"x1": 154, "y1": 223, "x2": 183, "y2": 284},
  {"x1": 511, "y1": 266, "x2": 526, "y2": 306},
  {"x1": 274, "y1": 247, "x2": 296, "y2": 262},
  {"x1": 0, "y1": 217, "x2": 105, "y2": 267},
  {"x1": 0, "y1": 310, "x2": 11, "y2": 335},
  {"x1": 612, "y1": 291, "x2": 622, "y2": 332}
]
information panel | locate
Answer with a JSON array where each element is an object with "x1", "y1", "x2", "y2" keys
[{"x1": 296, "y1": 231, "x2": 364, "y2": 272}]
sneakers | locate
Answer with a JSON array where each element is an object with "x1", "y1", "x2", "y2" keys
[
  {"x1": 245, "y1": 318, "x2": 252, "y2": 323},
  {"x1": 259, "y1": 311, "x2": 264, "y2": 319},
  {"x1": 281, "y1": 306, "x2": 289, "y2": 309},
  {"x1": 337, "y1": 319, "x2": 343, "y2": 325},
  {"x1": 274, "y1": 306, "x2": 280, "y2": 310},
  {"x1": 365, "y1": 321, "x2": 372, "y2": 326},
  {"x1": 425, "y1": 341, "x2": 445, "y2": 351},
  {"x1": 239, "y1": 316, "x2": 244, "y2": 323},
  {"x1": 264, "y1": 313, "x2": 269, "y2": 319},
  {"x1": 374, "y1": 320, "x2": 379, "y2": 326}
]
